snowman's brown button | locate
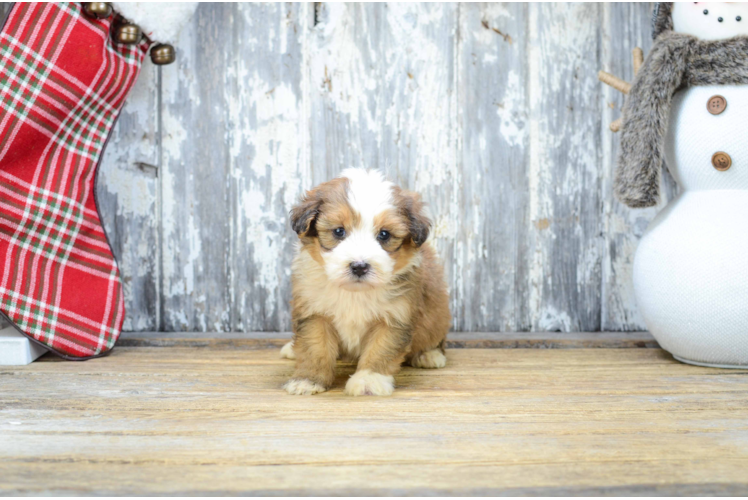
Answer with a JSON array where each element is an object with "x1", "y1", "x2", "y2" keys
[
  {"x1": 707, "y1": 95, "x2": 727, "y2": 115},
  {"x1": 712, "y1": 152, "x2": 732, "y2": 171}
]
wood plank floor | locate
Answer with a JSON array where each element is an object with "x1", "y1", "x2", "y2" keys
[{"x1": 2, "y1": 346, "x2": 748, "y2": 495}]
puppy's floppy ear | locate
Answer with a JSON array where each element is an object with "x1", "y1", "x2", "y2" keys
[
  {"x1": 395, "y1": 188, "x2": 431, "y2": 247},
  {"x1": 290, "y1": 194, "x2": 322, "y2": 237},
  {"x1": 290, "y1": 177, "x2": 349, "y2": 238}
]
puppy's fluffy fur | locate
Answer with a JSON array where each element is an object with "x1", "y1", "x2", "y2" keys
[{"x1": 282, "y1": 168, "x2": 450, "y2": 396}]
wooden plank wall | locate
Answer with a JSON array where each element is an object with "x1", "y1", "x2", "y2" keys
[{"x1": 5, "y1": 3, "x2": 680, "y2": 334}]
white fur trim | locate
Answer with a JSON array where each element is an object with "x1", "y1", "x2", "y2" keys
[{"x1": 112, "y1": 2, "x2": 198, "y2": 44}]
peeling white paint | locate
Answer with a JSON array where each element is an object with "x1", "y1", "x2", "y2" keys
[
  {"x1": 538, "y1": 307, "x2": 573, "y2": 332},
  {"x1": 527, "y1": 3, "x2": 604, "y2": 331},
  {"x1": 496, "y1": 70, "x2": 526, "y2": 148},
  {"x1": 99, "y1": 167, "x2": 155, "y2": 219},
  {"x1": 527, "y1": 3, "x2": 544, "y2": 327},
  {"x1": 159, "y1": 105, "x2": 191, "y2": 299},
  {"x1": 95, "y1": 3, "x2": 654, "y2": 333},
  {"x1": 598, "y1": 3, "x2": 669, "y2": 331}
]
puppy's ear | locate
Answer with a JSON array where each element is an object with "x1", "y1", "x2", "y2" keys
[
  {"x1": 396, "y1": 189, "x2": 431, "y2": 247},
  {"x1": 290, "y1": 177, "x2": 349, "y2": 238},
  {"x1": 290, "y1": 194, "x2": 322, "y2": 237}
]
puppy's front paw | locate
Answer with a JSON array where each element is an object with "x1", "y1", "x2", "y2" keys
[
  {"x1": 411, "y1": 349, "x2": 446, "y2": 369},
  {"x1": 284, "y1": 378, "x2": 326, "y2": 395},
  {"x1": 344, "y1": 369, "x2": 394, "y2": 397},
  {"x1": 280, "y1": 341, "x2": 296, "y2": 360}
]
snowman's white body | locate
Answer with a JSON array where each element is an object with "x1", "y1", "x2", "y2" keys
[{"x1": 633, "y1": 84, "x2": 748, "y2": 367}]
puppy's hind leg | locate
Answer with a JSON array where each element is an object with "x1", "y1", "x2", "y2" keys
[
  {"x1": 409, "y1": 348, "x2": 446, "y2": 369},
  {"x1": 280, "y1": 341, "x2": 296, "y2": 360}
]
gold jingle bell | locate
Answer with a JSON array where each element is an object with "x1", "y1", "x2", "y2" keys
[
  {"x1": 150, "y1": 44, "x2": 176, "y2": 65},
  {"x1": 82, "y1": 2, "x2": 112, "y2": 19},
  {"x1": 115, "y1": 23, "x2": 142, "y2": 45}
]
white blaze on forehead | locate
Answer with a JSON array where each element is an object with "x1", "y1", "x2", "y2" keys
[
  {"x1": 318, "y1": 169, "x2": 403, "y2": 290},
  {"x1": 339, "y1": 168, "x2": 394, "y2": 227}
]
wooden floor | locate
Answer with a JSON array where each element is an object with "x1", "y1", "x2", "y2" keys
[{"x1": 2, "y1": 345, "x2": 748, "y2": 495}]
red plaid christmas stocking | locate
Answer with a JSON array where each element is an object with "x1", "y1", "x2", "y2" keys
[{"x1": 0, "y1": 3, "x2": 149, "y2": 359}]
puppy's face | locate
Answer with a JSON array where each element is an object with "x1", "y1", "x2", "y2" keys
[{"x1": 290, "y1": 169, "x2": 431, "y2": 291}]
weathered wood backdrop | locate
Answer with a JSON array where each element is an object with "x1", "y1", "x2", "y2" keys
[{"x1": 14, "y1": 3, "x2": 681, "y2": 333}]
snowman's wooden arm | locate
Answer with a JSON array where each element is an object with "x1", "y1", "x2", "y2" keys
[
  {"x1": 633, "y1": 47, "x2": 643, "y2": 74},
  {"x1": 598, "y1": 47, "x2": 644, "y2": 132},
  {"x1": 598, "y1": 71, "x2": 631, "y2": 95}
]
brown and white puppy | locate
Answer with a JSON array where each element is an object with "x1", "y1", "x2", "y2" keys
[{"x1": 282, "y1": 168, "x2": 450, "y2": 396}]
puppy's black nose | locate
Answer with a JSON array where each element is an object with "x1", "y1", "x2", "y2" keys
[{"x1": 350, "y1": 261, "x2": 370, "y2": 277}]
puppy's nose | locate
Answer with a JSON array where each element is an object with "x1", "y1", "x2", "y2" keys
[{"x1": 350, "y1": 261, "x2": 370, "y2": 277}]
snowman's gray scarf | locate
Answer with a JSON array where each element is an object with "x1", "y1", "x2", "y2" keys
[{"x1": 615, "y1": 32, "x2": 748, "y2": 208}]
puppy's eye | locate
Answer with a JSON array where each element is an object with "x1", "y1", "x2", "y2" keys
[
  {"x1": 333, "y1": 227, "x2": 346, "y2": 239},
  {"x1": 377, "y1": 230, "x2": 391, "y2": 242}
]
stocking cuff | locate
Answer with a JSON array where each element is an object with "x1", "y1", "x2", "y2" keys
[{"x1": 112, "y1": 2, "x2": 198, "y2": 44}]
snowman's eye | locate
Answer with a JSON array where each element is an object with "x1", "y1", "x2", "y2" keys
[
  {"x1": 737, "y1": 16, "x2": 743, "y2": 22},
  {"x1": 703, "y1": 9, "x2": 709, "y2": 15},
  {"x1": 718, "y1": 17, "x2": 724, "y2": 22}
]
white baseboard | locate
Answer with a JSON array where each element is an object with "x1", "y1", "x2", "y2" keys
[{"x1": 0, "y1": 326, "x2": 47, "y2": 365}]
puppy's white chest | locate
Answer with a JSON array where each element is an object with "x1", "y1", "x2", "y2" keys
[
  {"x1": 321, "y1": 291, "x2": 382, "y2": 356},
  {"x1": 332, "y1": 316, "x2": 368, "y2": 357}
]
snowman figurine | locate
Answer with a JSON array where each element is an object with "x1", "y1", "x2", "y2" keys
[{"x1": 615, "y1": 2, "x2": 748, "y2": 368}]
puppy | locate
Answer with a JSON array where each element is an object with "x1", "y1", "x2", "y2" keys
[{"x1": 282, "y1": 168, "x2": 450, "y2": 396}]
